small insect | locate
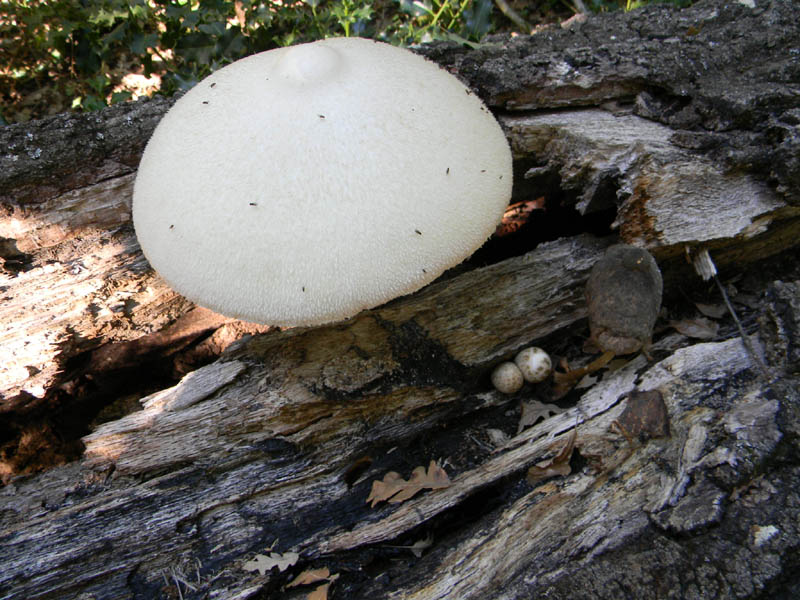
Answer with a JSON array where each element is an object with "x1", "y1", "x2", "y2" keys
[
  {"x1": 169, "y1": 224, "x2": 174, "y2": 229},
  {"x1": 422, "y1": 268, "x2": 427, "y2": 273},
  {"x1": 318, "y1": 114, "x2": 326, "y2": 119},
  {"x1": 302, "y1": 286, "x2": 306, "y2": 292},
  {"x1": 202, "y1": 101, "x2": 209, "y2": 105},
  {"x1": 481, "y1": 169, "x2": 486, "y2": 173},
  {"x1": 415, "y1": 229, "x2": 422, "y2": 235},
  {"x1": 446, "y1": 167, "x2": 450, "y2": 174},
  {"x1": 210, "y1": 82, "x2": 216, "y2": 88},
  {"x1": 249, "y1": 202, "x2": 257, "y2": 206}
]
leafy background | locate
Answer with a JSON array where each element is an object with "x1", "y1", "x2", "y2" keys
[{"x1": 0, "y1": 0, "x2": 692, "y2": 124}]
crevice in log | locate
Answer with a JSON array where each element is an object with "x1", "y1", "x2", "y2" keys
[
  {"x1": 469, "y1": 165, "x2": 618, "y2": 268},
  {"x1": 0, "y1": 236, "x2": 34, "y2": 274},
  {"x1": 0, "y1": 309, "x2": 268, "y2": 480}
]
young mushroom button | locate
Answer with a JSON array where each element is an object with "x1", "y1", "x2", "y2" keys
[
  {"x1": 514, "y1": 347, "x2": 552, "y2": 383},
  {"x1": 132, "y1": 37, "x2": 513, "y2": 327},
  {"x1": 491, "y1": 362, "x2": 524, "y2": 395}
]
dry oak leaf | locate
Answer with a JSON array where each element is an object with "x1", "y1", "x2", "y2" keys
[
  {"x1": 242, "y1": 551, "x2": 299, "y2": 575},
  {"x1": 367, "y1": 460, "x2": 451, "y2": 507},
  {"x1": 695, "y1": 302, "x2": 727, "y2": 319},
  {"x1": 517, "y1": 399, "x2": 565, "y2": 434},
  {"x1": 308, "y1": 583, "x2": 331, "y2": 600},
  {"x1": 669, "y1": 317, "x2": 719, "y2": 340},
  {"x1": 288, "y1": 568, "x2": 335, "y2": 588},
  {"x1": 527, "y1": 429, "x2": 577, "y2": 484},
  {"x1": 287, "y1": 567, "x2": 339, "y2": 600}
]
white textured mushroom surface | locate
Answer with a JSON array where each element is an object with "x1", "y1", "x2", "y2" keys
[{"x1": 133, "y1": 37, "x2": 512, "y2": 326}]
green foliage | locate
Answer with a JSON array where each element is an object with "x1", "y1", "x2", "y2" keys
[
  {"x1": 1, "y1": 0, "x2": 695, "y2": 123},
  {"x1": 585, "y1": 0, "x2": 693, "y2": 11}
]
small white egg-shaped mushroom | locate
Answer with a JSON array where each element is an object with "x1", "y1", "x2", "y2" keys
[
  {"x1": 491, "y1": 362, "x2": 524, "y2": 394},
  {"x1": 514, "y1": 347, "x2": 552, "y2": 383}
]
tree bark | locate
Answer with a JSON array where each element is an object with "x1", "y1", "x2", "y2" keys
[{"x1": 2, "y1": 1, "x2": 800, "y2": 599}]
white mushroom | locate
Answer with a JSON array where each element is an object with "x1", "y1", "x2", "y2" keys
[
  {"x1": 514, "y1": 347, "x2": 552, "y2": 383},
  {"x1": 491, "y1": 362, "x2": 524, "y2": 395},
  {"x1": 133, "y1": 37, "x2": 512, "y2": 326}
]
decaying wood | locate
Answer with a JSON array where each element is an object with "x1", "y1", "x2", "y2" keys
[{"x1": 2, "y1": 1, "x2": 800, "y2": 599}]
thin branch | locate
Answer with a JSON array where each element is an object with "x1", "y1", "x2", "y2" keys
[{"x1": 494, "y1": 0, "x2": 532, "y2": 34}]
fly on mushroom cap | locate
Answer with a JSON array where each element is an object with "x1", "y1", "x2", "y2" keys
[{"x1": 133, "y1": 38, "x2": 512, "y2": 326}]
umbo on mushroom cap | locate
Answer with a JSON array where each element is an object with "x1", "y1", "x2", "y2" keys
[{"x1": 133, "y1": 37, "x2": 513, "y2": 326}]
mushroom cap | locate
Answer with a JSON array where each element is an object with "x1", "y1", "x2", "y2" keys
[
  {"x1": 514, "y1": 347, "x2": 552, "y2": 383},
  {"x1": 133, "y1": 37, "x2": 512, "y2": 326},
  {"x1": 491, "y1": 362, "x2": 524, "y2": 395}
]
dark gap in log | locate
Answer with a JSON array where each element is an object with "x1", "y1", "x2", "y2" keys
[
  {"x1": 0, "y1": 397, "x2": 86, "y2": 479},
  {"x1": 0, "y1": 236, "x2": 34, "y2": 274},
  {"x1": 0, "y1": 319, "x2": 235, "y2": 480},
  {"x1": 635, "y1": 88, "x2": 697, "y2": 128},
  {"x1": 382, "y1": 319, "x2": 476, "y2": 392},
  {"x1": 342, "y1": 476, "x2": 534, "y2": 597},
  {"x1": 468, "y1": 165, "x2": 618, "y2": 269}
]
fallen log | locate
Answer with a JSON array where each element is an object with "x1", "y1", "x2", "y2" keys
[{"x1": 2, "y1": 1, "x2": 800, "y2": 598}]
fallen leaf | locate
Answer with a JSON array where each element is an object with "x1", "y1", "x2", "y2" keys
[
  {"x1": 517, "y1": 399, "x2": 565, "y2": 434},
  {"x1": 486, "y1": 428, "x2": 510, "y2": 447},
  {"x1": 366, "y1": 461, "x2": 451, "y2": 507},
  {"x1": 382, "y1": 532, "x2": 434, "y2": 557},
  {"x1": 526, "y1": 429, "x2": 577, "y2": 484},
  {"x1": 695, "y1": 302, "x2": 726, "y2": 319},
  {"x1": 552, "y1": 351, "x2": 615, "y2": 399},
  {"x1": 243, "y1": 551, "x2": 299, "y2": 575},
  {"x1": 288, "y1": 568, "x2": 331, "y2": 588},
  {"x1": 616, "y1": 390, "x2": 670, "y2": 441},
  {"x1": 669, "y1": 317, "x2": 719, "y2": 339},
  {"x1": 307, "y1": 583, "x2": 331, "y2": 600},
  {"x1": 574, "y1": 373, "x2": 598, "y2": 390},
  {"x1": 495, "y1": 197, "x2": 545, "y2": 237}
]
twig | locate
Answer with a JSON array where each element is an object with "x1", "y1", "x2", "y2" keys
[
  {"x1": 493, "y1": 0, "x2": 533, "y2": 33},
  {"x1": 690, "y1": 248, "x2": 772, "y2": 381}
]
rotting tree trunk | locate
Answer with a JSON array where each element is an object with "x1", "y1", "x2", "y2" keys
[{"x1": 2, "y1": 1, "x2": 800, "y2": 598}]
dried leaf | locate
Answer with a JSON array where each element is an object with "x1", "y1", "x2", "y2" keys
[
  {"x1": 407, "y1": 535, "x2": 434, "y2": 557},
  {"x1": 574, "y1": 373, "x2": 598, "y2": 390},
  {"x1": 307, "y1": 583, "x2": 331, "y2": 600},
  {"x1": 617, "y1": 390, "x2": 670, "y2": 441},
  {"x1": 552, "y1": 351, "x2": 615, "y2": 399},
  {"x1": 495, "y1": 197, "x2": 544, "y2": 237},
  {"x1": 695, "y1": 302, "x2": 726, "y2": 319},
  {"x1": 517, "y1": 399, "x2": 565, "y2": 434},
  {"x1": 243, "y1": 551, "x2": 299, "y2": 575},
  {"x1": 366, "y1": 461, "x2": 451, "y2": 507},
  {"x1": 526, "y1": 429, "x2": 577, "y2": 484},
  {"x1": 486, "y1": 428, "x2": 510, "y2": 447},
  {"x1": 669, "y1": 317, "x2": 719, "y2": 339},
  {"x1": 288, "y1": 568, "x2": 331, "y2": 588},
  {"x1": 383, "y1": 532, "x2": 434, "y2": 557}
]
